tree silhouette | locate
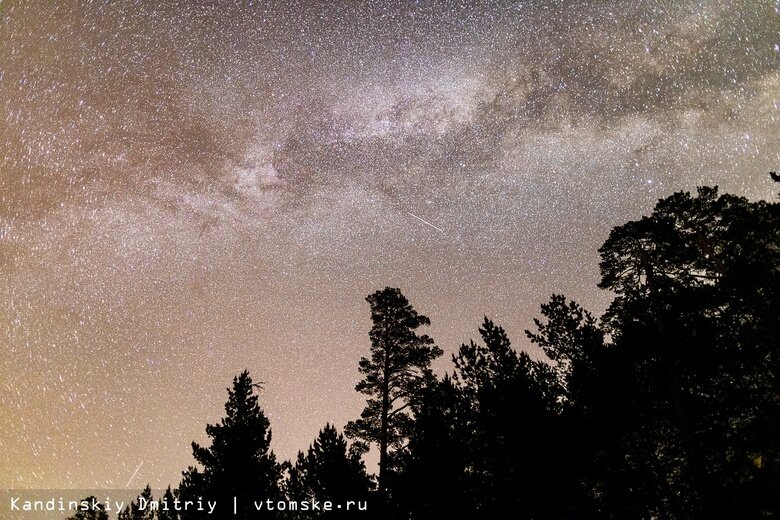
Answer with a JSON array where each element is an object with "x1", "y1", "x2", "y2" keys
[
  {"x1": 451, "y1": 317, "x2": 560, "y2": 519},
  {"x1": 286, "y1": 423, "x2": 372, "y2": 518},
  {"x1": 345, "y1": 287, "x2": 442, "y2": 497},
  {"x1": 157, "y1": 486, "x2": 179, "y2": 520},
  {"x1": 594, "y1": 186, "x2": 779, "y2": 518},
  {"x1": 526, "y1": 295, "x2": 629, "y2": 517},
  {"x1": 399, "y1": 375, "x2": 471, "y2": 520},
  {"x1": 179, "y1": 370, "x2": 282, "y2": 519},
  {"x1": 526, "y1": 295, "x2": 604, "y2": 406}
]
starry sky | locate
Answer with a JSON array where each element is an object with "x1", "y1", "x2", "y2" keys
[{"x1": 1, "y1": 0, "x2": 778, "y2": 490}]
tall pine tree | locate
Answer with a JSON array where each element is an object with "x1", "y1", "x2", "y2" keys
[
  {"x1": 595, "y1": 186, "x2": 780, "y2": 518},
  {"x1": 345, "y1": 287, "x2": 442, "y2": 495}
]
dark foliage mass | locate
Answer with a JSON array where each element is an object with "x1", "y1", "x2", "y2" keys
[
  {"x1": 90, "y1": 186, "x2": 777, "y2": 519},
  {"x1": 179, "y1": 370, "x2": 283, "y2": 519},
  {"x1": 286, "y1": 423, "x2": 373, "y2": 519}
]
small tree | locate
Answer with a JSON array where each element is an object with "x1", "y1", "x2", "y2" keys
[
  {"x1": 345, "y1": 287, "x2": 442, "y2": 494},
  {"x1": 118, "y1": 485, "x2": 154, "y2": 520},
  {"x1": 286, "y1": 423, "x2": 372, "y2": 518},
  {"x1": 157, "y1": 486, "x2": 179, "y2": 520}
]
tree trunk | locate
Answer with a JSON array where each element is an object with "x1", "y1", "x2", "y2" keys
[{"x1": 379, "y1": 347, "x2": 390, "y2": 494}]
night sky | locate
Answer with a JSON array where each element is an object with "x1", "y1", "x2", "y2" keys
[{"x1": 1, "y1": 0, "x2": 778, "y2": 489}]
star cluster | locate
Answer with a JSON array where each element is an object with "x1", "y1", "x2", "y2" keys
[{"x1": 1, "y1": 0, "x2": 778, "y2": 488}]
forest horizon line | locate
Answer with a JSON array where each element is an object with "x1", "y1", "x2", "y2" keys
[{"x1": 45, "y1": 181, "x2": 778, "y2": 520}]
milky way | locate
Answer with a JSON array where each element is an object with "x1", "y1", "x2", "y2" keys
[{"x1": 1, "y1": 0, "x2": 778, "y2": 489}]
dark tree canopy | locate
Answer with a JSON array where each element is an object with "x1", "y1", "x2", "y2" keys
[
  {"x1": 156, "y1": 486, "x2": 178, "y2": 520},
  {"x1": 449, "y1": 317, "x2": 565, "y2": 520},
  {"x1": 400, "y1": 375, "x2": 472, "y2": 520},
  {"x1": 593, "y1": 186, "x2": 779, "y2": 518},
  {"x1": 286, "y1": 423, "x2": 372, "y2": 518},
  {"x1": 526, "y1": 295, "x2": 605, "y2": 409}
]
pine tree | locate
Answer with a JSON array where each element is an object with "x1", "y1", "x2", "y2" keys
[
  {"x1": 157, "y1": 486, "x2": 179, "y2": 520},
  {"x1": 525, "y1": 295, "x2": 605, "y2": 409},
  {"x1": 401, "y1": 375, "x2": 471, "y2": 520},
  {"x1": 179, "y1": 370, "x2": 282, "y2": 519},
  {"x1": 345, "y1": 287, "x2": 442, "y2": 495},
  {"x1": 452, "y1": 317, "x2": 559, "y2": 519},
  {"x1": 286, "y1": 423, "x2": 372, "y2": 518},
  {"x1": 526, "y1": 296, "x2": 612, "y2": 517}
]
